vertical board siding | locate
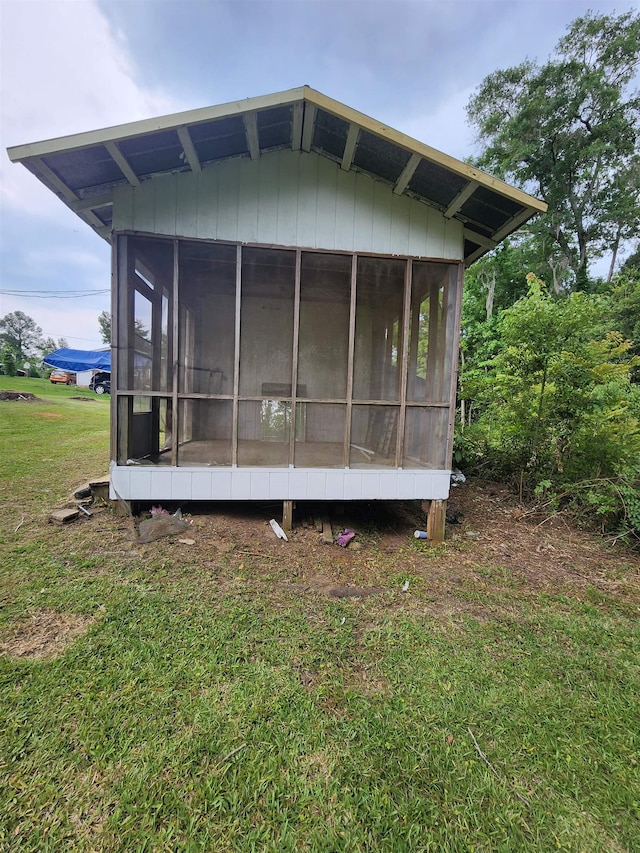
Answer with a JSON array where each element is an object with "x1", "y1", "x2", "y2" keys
[{"x1": 113, "y1": 149, "x2": 464, "y2": 260}]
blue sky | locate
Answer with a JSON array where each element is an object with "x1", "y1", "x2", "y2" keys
[{"x1": 1, "y1": 0, "x2": 637, "y2": 351}]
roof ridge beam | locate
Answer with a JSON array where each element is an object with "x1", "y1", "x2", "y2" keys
[
  {"x1": 301, "y1": 103, "x2": 316, "y2": 152},
  {"x1": 291, "y1": 102, "x2": 304, "y2": 151},
  {"x1": 105, "y1": 141, "x2": 140, "y2": 187}
]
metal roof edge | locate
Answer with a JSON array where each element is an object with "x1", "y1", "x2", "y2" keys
[{"x1": 6, "y1": 86, "x2": 310, "y2": 163}]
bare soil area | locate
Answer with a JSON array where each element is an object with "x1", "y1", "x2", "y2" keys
[
  {"x1": 0, "y1": 608, "x2": 97, "y2": 660},
  {"x1": 118, "y1": 479, "x2": 640, "y2": 612},
  {"x1": 0, "y1": 390, "x2": 40, "y2": 402}
]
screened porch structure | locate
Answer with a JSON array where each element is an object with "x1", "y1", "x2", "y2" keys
[
  {"x1": 116, "y1": 235, "x2": 460, "y2": 474},
  {"x1": 8, "y1": 87, "x2": 546, "y2": 538}
]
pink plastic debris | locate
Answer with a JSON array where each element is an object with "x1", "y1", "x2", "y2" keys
[
  {"x1": 336, "y1": 529, "x2": 356, "y2": 547},
  {"x1": 150, "y1": 505, "x2": 170, "y2": 516}
]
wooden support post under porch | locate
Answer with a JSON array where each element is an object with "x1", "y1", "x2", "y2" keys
[
  {"x1": 421, "y1": 499, "x2": 446, "y2": 545},
  {"x1": 282, "y1": 500, "x2": 294, "y2": 533}
]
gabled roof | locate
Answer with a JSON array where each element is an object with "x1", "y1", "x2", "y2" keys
[{"x1": 7, "y1": 86, "x2": 546, "y2": 264}]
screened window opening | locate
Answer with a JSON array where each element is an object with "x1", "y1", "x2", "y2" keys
[
  {"x1": 298, "y1": 252, "x2": 351, "y2": 400},
  {"x1": 353, "y1": 257, "x2": 406, "y2": 402},
  {"x1": 115, "y1": 235, "x2": 461, "y2": 472},
  {"x1": 408, "y1": 261, "x2": 457, "y2": 403},
  {"x1": 349, "y1": 405, "x2": 399, "y2": 468},
  {"x1": 179, "y1": 241, "x2": 237, "y2": 396}
]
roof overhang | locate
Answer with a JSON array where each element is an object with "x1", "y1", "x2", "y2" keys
[{"x1": 7, "y1": 86, "x2": 547, "y2": 264}]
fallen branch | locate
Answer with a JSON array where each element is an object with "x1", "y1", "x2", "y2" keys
[
  {"x1": 468, "y1": 727, "x2": 530, "y2": 808},
  {"x1": 14, "y1": 516, "x2": 25, "y2": 533}
]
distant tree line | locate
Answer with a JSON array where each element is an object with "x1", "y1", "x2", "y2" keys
[{"x1": 0, "y1": 311, "x2": 68, "y2": 376}]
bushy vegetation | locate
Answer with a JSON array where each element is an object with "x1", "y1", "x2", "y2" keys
[
  {"x1": 459, "y1": 271, "x2": 640, "y2": 540},
  {"x1": 460, "y1": 10, "x2": 640, "y2": 542}
]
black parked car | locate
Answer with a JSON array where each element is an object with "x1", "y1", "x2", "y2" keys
[{"x1": 90, "y1": 371, "x2": 111, "y2": 395}]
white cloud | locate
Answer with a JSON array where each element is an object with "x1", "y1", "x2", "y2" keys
[
  {"x1": 0, "y1": 0, "x2": 177, "y2": 346},
  {"x1": 394, "y1": 86, "x2": 478, "y2": 163},
  {"x1": 1, "y1": 0, "x2": 178, "y2": 218}
]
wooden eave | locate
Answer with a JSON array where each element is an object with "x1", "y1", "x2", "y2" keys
[{"x1": 7, "y1": 85, "x2": 547, "y2": 263}]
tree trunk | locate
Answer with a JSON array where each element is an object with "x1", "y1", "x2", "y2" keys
[{"x1": 607, "y1": 225, "x2": 622, "y2": 283}]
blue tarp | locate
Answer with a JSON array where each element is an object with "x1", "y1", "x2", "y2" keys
[{"x1": 43, "y1": 348, "x2": 111, "y2": 372}]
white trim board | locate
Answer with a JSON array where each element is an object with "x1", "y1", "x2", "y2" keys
[{"x1": 110, "y1": 463, "x2": 451, "y2": 502}]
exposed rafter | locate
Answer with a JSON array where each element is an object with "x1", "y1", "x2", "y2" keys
[
  {"x1": 243, "y1": 112, "x2": 261, "y2": 161},
  {"x1": 341, "y1": 124, "x2": 359, "y2": 172},
  {"x1": 177, "y1": 126, "x2": 201, "y2": 172},
  {"x1": 393, "y1": 153, "x2": 421, "y2": 196},
  {"x1": 32, "y1": 158, "x2": 105, "y2": 229},
  {"x1": 463, "y1": 228, "x2": 497, "y2": 250},
  {"x1": 70, "y1": 194, "x2": 114, "y2": 212},
  {"x1": 105, "y1": 141, "x2": 140, "y2": 187},
  {"x1": 444, "y1": 181, "x2": 479, "y2": 219}
]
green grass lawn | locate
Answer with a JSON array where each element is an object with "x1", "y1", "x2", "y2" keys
[{"x1": 1, "y1": 377, "x2": 639, "y2": 852}]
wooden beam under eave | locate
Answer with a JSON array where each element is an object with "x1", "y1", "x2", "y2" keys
[
  {"x1": 464, "y1": 246, "x2": 487, "y2": 266},
  {"x1": 444, "y1": 180, "x2": 479, "y2": 219},
  {"x1": 490, "y1": 206, "x2": 539, "y2": 244},
  {"x1": 463, "y1": 228, "x2": 497, "y2": 250},
  {"x1": 341, "y1": 124, "x2": 359, "y2": 171},
  {"x1": 71, "y1": 194, "x2": 114, "y2": 212},
  {"x1": 301, "y1": 103, "x2": 316, "y2": 152},
  {"x1": 243, "y1": 112, "x2": 261, "y2": 161},
  {"x1": 105, "y1": 141, "x2": 140, "y2": 187},
  {"x1": 177, "y1": 126, "x2": 201, "y2": 172},
  {"x1": 394, "y1": 152, "x2": 421, "y2": 195}
]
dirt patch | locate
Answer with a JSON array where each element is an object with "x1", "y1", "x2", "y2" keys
[
  {"x1": 70, "y1": 396, "x2": 96, "y2": 402},
  {"x1": 0, "y1": 390, "x2": 40, "y2": 402},
  {"x1": 133, "y1": 481, "x2": 639, "y2": 613},
  {"x1": 0, "y1": 608, "x2": 96, "y2": 660},
  {"x1": 35, "y1": 412, "x2": 63, "y2": 419}
]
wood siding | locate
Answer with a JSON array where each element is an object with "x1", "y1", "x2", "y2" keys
[{"x1": 113, "y1": 149, "x2": 463, "y2": 260}]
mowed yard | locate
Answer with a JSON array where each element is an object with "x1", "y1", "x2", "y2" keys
[{"x1": 1, "y1": 377, "x2": 639, "y2": 853}]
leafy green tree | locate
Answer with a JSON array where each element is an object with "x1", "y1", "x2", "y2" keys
[
  {"x1": 0, "y1": 311, "x2": 43, "y2": 362},
  {"x1": 603, "y1": 269, "x2": 640, "y2": 381},
  {"x1": 466, "y1": 10, "x2": 640, "y2": 287},
  {"x1": 38, "y1": 336, "x2": 69, "y2": 359},
  {"x1": 98, "y1": 310, "x2": 111, "y2": 345},
  {"x1": 2, "y1": 345, "x2": 17, "y2": 377},
  {"x1": 98, "y1": 310, "x2": 147, "y2": 343}
]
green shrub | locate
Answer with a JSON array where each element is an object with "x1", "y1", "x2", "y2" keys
[{"x1": 460, "y1": 275, "x2": 640, "y2": 540}]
